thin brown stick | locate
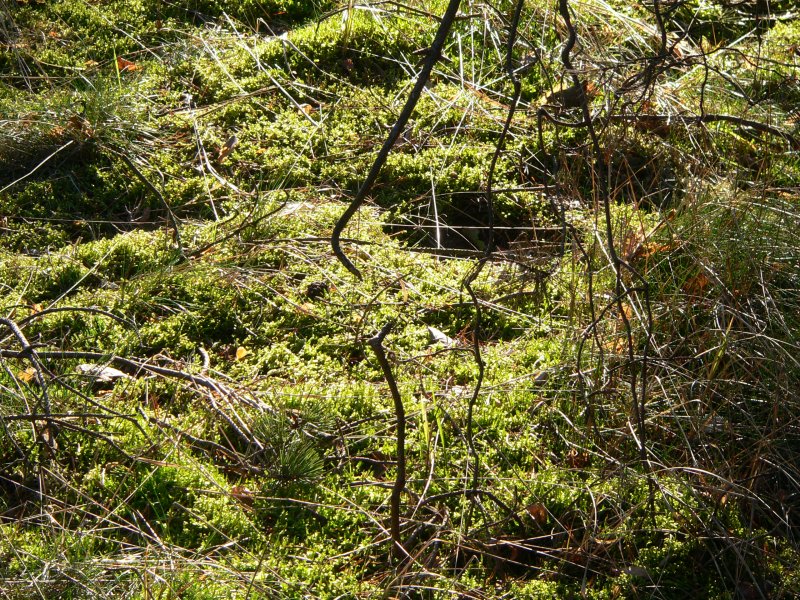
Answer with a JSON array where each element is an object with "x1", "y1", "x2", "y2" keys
[
  {"x1": 115, "y1": 150, "x2": 185, "y2": 257},
  {"x1": 331, "y1": 0, "x2": 462, "y2": 278},
  {"x1": 0, "y1": 317, "x2": 56, "y2": 454},
  {"x1": 0, "y1": 348, "x2": 260, "y2": 448},
  {"x1": 366, "y1": 322, "x2": 406, "y2": 557}
]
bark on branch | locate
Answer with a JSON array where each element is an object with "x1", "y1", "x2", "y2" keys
[
  {"x1": 366, "y1": 322, "x2": 406, "y2": 556},
  {"x1": 331, "y1": 0, "x2": 462, "y2": 278}
]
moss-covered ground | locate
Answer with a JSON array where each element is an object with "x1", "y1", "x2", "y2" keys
[{"x1": 1, "y1": 0, "x2": 799, "y2": 597}]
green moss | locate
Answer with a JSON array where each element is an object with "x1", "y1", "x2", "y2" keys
[{"x1": 1, "y1": 0, "x2": 799, "y2": 597}]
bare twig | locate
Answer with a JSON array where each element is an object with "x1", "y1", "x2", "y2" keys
[
  {"x1": 331, "y1": 0, "x2": 463, "y2": 278},
  {"x1": 0, "y1": 348, "x2": 260, "y2": 449},
  {"x1": 366, "y1": 322, "x2": 406, "y2": 557},
  {"x1": 0, "y1": 317, "x2": 55, "y2": 452},
  {"x1": 0, "y1": 140, "x2": 74, "y2": 195},
  {"x1": 114, "y1": 150, "x2": 185, "y2": 257}
]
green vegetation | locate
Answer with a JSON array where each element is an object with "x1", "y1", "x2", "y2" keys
[{"x1": 1, "y1": 0, "x2": 798, "y2": 597}]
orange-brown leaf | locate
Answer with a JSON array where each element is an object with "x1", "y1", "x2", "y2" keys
[
  {"x1": 116, "y1": 57, "x2": 139, "y2": 72},
  {"x1": 18, "y1": 367, "x2": 37, "y2": 383},
  {"x1": 683, "y1": 272, "x2": 710, "y2": 296},
  {"x1": 526, "y1": 502, "x2": 548, "y2": 525}
]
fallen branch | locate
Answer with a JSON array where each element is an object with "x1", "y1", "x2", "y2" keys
[
  {"x1": 0, "y1": 317, "x2": 56, "y2": 453},
  {"x1": 0, "y1": 348, "x2": 262, "y2": 449}
]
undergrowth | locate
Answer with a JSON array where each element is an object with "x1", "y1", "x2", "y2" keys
[{"x1": 1, "y1": 0, "x2": 798, "y2": 598}]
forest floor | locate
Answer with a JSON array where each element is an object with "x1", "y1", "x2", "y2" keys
[{"x1": 1, "y1": 1, "x2": 799, "y2": 598}]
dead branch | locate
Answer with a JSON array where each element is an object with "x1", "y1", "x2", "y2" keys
[
  {"x1": 331, "y1": 0, "x2": 463, "y2": 278},
  {"x1": 367, "y1": 322, "x2": 406, "y2": 558}
]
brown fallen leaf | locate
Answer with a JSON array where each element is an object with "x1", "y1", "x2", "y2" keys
[
  {"x1": 18, "y1": 367, "x2": 37, "y2": 383},
  {"x1": 526, "y1": 502, "x2": 548, "y2": 525},
  {"x1": 116, "y1": 57, "x2": 139, "y2": 72},
  {"x1": 683, "y1": 272, "x2": 710, "y2": 296}
]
